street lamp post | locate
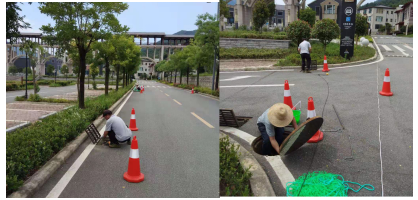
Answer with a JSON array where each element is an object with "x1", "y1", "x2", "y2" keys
[{"x1": 25, "y1": 52, "x2": 28, "y2": 99}]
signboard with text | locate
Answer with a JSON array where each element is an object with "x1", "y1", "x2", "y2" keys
[{"x1": 339, "y1": 0, "x2": 357, "y2": 59}]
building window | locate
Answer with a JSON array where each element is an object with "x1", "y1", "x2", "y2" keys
[
  {"x1": 390, "y1": 19, "x2": 393, "y2": 22},
  {"x1": 375, "y1": 24, "x2": 382, "y2": 29},
  {"x1": 324, "y1": 5, "x2": 335, "y2": 14},
  {"x1": 376, "y1": 16, "x2": 383, "y2": 22},
  {"x1": 277, "y1": 11, "x2": 283, "y2": 16},
  {"x1": 145, "y1": 69, "x2": 147, "y2": 71},
  {"x1": 377, "y1": 8, "x2": 383, "y2": 14},
  {"x1": 386, "y1": 18, "x2": 388, "y2": 22},
  {"x1": 369, "y1": 8, "x2": 372, "y2": 13},
  {"x1": 391, "y1": 11, "x2": 393, "y2": 14},
  {"x1": 363, "y1": 10, "x2": 366, "y2": 14},
  {"x1": 368, "y1": 16, "x2": 371, "y2": 21},
  {"x1": 387, "y1": 11, "x2": 389, "y2": 14},
  {"x1": 315, "y1": 6, "x2": 320, "y2": 15},
  {"x1": 277, "y1": 18, "x2": 282, "y2": 24}
]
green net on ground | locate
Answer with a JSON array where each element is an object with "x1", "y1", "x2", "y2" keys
[{"x1": 286, "y1": 171, "x2": 375, "y2": 197}]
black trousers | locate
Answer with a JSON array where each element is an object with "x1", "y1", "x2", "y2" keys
[
  {"x1": 301, "y1": 53, "x2": 311, "y2": 71},
  {"x1": 257, "y1": 123, "x2": 285, "y2": 156},
  {"x1": 108, "y1": 130, "x2": 130, "y2": 144}
]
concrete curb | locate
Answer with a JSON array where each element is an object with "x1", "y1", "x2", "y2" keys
[
  {"x1": 220, "y1": 132, "x2": 275, "y2": 196},
  {"x1": 8, "y1": 86, "x2": 134, "y2": 198},
  {"x1": 156, "y1": 82, "x2": 219, "y2": 100}
]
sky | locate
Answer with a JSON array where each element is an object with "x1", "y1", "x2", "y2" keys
[{"x1": 17, "y1": 2, "x2": 217, "y2": 35}]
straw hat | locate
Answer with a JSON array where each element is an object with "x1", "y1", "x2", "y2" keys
[{"x1": 267, "y1": 103, "x2": 294, "y2": 127}]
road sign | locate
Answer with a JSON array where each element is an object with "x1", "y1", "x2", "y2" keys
[{"x1": 340, "y1": 0, "x2": 357, "y2": 59}]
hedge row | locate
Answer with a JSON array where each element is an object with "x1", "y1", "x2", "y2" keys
[
  {"x1": 6, "y1": 82, "x2": 134, "y2": 195},
  {"x1": 220, "y1": 48, "x2": 291, "y2": 59},
  {"x1": 6, "y1": 83, "x2": 40, "y2": 92},
  {"x1": 158, "y1": 81, "x2": 219, "y2": 97},
  {"x1": 220, "y1": 30, "x2": 287, "y2": 40}
]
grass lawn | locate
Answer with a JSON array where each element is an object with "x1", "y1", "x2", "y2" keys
[
  {"x1": 277, "y1": 41, "x2": 375, "y2": 66},
  {"x1": 396, "y1": 33, "x2": 413, "y2": 37},
  {"x1": 220, "y1": 48, "x2": 292, "y2": 59}
]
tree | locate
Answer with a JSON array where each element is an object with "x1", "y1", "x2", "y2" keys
[
  {"x1": 385, "y1": 23, "x2": 392, "y2": 35},
  {"x1": 378, "y1": 25, "x2": 386, "y2": 33},
  {"x1": 61, "y1": 65, "x2": 69, "y2": 80},
  {"x1": 267, "y1": 2, "x2": 276, "y2": 26},
  {"x1": 6, "y1": 2, "x2": 30, "y2": 44},
  {"x1": 185, "y1": 40, "x2": 213, "y2": 87},
  {"x1": 355, "y1": 14, "x2": 368, "y2": 45},
  {"x1": 252, "y1": 0, "x2": 270, "y2": 33},
  {"x1": 47, "y1": 64, "x2": 54, "y2": 76},
  {"x1": 285, "y1": 20, "x2": 312, "y2": 52},
  {"x1": 21, "y1": 39, "x2": 45, "y2": 95},
  {"x1": 299, "y1": 7, "x2": 316, "y2": 27},
  {"x1": 8, "y1": 66, "x2": 18, "y2": 75},
  {"x1": 311, "y1": 19, "x2": 340, "y2": 54},
  {"x1": 90, "y1": 64, "x2": 99, "y2": 89},
  {"x1": 195, "y1": 13, "x2": 219, "y2": 90},
  {"x1": 39, "y1": 2, "x2": 129, "y2": 109},
  {"x1": 24, "y1": 66, "x2": 32, "y2": 75}
]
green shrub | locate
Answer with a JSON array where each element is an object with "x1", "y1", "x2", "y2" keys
[
  {"x1": 6, "y1": 82, "x2": 134, "y2": 195},
  {"x1": 220, "y1": 48, "x2": 291, "y2": 59},
  {"x1": 92, "y1": 82, "x2": 97, "y2": 90},
  {"x1": 273, "y1": 27, "x2": 280, "y2": 33},
  {"x1": 14, "y1": 96, "x2": 26, "y2": 101},
  {"x1": 220, "y1": 30, "x2": 287, "y2": 40},
  {"x1": 28, "y1": 94, "x2": 42, "y2": 102},
  {"x1": 238, "y1": 25, "x2": 247, "y2": 31},
  {"x1": 262, "y1": 26, "x2": 268, "y2": 32},
  {"x1": 220, "y1": 136, "x2": 252, "y2": 196}
]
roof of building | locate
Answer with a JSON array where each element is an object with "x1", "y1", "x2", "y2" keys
[
  {"x1": 275, "y1": 5, "x2": 285, "y2": 10},
  {"x1": 403, "y1": 1, "x2": 413, "y2": 8},
  {"x1": 358, "y1": 5, "x2": 396, "y2": 10}
]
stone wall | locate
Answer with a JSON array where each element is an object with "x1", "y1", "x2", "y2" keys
[{"x1": 220, "y1": 38, "x2": 291, "y2": 49}]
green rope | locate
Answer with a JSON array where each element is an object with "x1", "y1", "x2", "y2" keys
[{"x1": 286, "y1": 171, "x2": 375, "y2": 197}]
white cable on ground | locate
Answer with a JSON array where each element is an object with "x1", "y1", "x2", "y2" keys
[{"x1": 376, "y1": 64, "x2": 384, "y2": 196}]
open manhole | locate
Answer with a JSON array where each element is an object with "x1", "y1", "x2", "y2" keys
[{"x1": 251, "y1": 117, "x2": 323, "y2": 156}]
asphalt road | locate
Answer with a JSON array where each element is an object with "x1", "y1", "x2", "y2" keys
[
  {"x1": 219, "y1": 36, "x2": 413, "y2": 196},
  {"x1": 33, "y1": 80, "x2": 219, "y2": 198}
]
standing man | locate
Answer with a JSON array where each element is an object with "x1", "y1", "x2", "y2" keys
[
  {"x1": 298, "y1": 38, "x2": 312, "y2": 73},
  {"x1": 100, "y1": 110, "x2": 132, "y2": 148},
  {"x1": 257, "y1": 103, "x2": 298, "y2": 155}
]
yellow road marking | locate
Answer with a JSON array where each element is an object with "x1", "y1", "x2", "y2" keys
[
  {"x1": 173, "y1": 99, "x2": 182, "y2": 105},
  {"x1": 191, "y1": 112, "x2": 214, "y2": 128},
  {"x1": 165, "y1": 93, "x2": 170, "y2": 97}
]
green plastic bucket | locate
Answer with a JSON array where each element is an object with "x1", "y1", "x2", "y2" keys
[{"x1": 293, "y1": 110, "x2": 301, "y2": 124}]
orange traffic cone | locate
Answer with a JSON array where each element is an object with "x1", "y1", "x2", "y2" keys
[
  {"x1": 129, "y1": 108, "x2": 138, "y2": 131},
  {"x1": 140, "y1": 89, "x2": 143, "y2": 94},
  {"x1": 283, "y1": 80, "x2": 294, "y2": 110},
  {"x1": 142, "y1": 85, "x2": 145, "y2": 92},
  {"x1": 124, "y1": 136, "x2": 144, "y2": 183},
  {"x1": 322, "y1": 55, "x2": 329, "y2": 72},
  {"x1": 191, "y1": 87, "x2": 195, "y2": 94},
  {"x1": 379, "y1": 68, "x2": 393, "y2": 96},
  {"x1": 306, "y1": 97, "x2": 323, "y2": 143}
]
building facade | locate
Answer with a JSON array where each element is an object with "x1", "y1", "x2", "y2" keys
[
  {"x1": 136, "y1": 59, "x2": 156, "y2": 79},
  {"x1": 271, "y1": 5, "x2": 286, "y2": 28},
  {"x1": 395, "y1": 1, "x2": 413, "y2": 32},
  {"x1": 357, "y1": 5, "x2": 397, "y2": 34},
  {"x1": 308, "y1": 0, "x2": 342, "y2": 25}
]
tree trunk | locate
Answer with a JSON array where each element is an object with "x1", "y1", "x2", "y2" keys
[
  {"x1": 180, "y1": 70, "x2": 182, "y2": 84},
  {"x1": 175, "y1": 69, "x2": 177, "y2": 83},
  {"x1": 122, "y1": 68, "x2": 125, "y2": 88},
  {"x1": 105, "y1": 59, "x2": 110, "y2": 95},
  {"x1": 215, "y1": 61, "x2": 219, "y2": 90},
  {"x1": 32, "y1": 66, "x2": 36, "y2": 95},
  {"x1": 170, "y1": 71, "x2": 173, "y2": 83},
  {"x1": 197, "y1": 64, "x2": 200, "y2": 87},
  {"x1": 187, "y1": 67, "x2": 189, "y2": 85},
  {"x1": 78, "y1": 51, "x2": 86, "y2": 109},
  {"x1": 116, "y1": 65, "x2": 120, "y2": 91}
]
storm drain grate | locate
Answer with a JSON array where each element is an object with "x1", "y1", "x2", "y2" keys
[{"x1": 85, "y1": 123, "x2": 101, "y2": 144}]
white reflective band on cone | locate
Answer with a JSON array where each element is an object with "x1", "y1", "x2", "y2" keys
[
  {"x1": 284, "y1": 90, "x2": 291, "y2": 97},
  {"x1": 324, "y1": 60, "x2": 327, "y2": 64},
  {"x1": 131, "y1": 114, "x2": 135, "y2": 119},
  {"x1": 307, "y1": 110, "x2": 316, "y2": 118},
  {"x1": 130, "y1": 149, "x2": 139, "y2": 159},
  {"x1": 384, "y1": 76, "x2": 390, "y2": 82}
]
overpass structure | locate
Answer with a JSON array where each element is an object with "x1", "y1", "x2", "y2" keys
[{"x1": 6, "y1": 32, "x2": 194, "y2": 76}]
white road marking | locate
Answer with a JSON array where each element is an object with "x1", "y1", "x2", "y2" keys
[
  {"x1": 165, "y1": 93, "x2": 169, "y2": 97},
  {"x1": 191, "y1": 112, "x2": 214, "y2": 128},
  {"x1": 173, "y1": 99, "x2": 182, "y2": 105},
  {"x1": 393, "y1": 45, "x2": 409, "y2": 56},
  {"x1": 6, "y1": 120, "x2": 29, "y2": 123},
  {"x1": 220, "y1": 126, "x2": 295, "y2": 188},
  {"x1": 220, "y1": 69, "x2": 294, "y2": 74},
  {"x1": 152, "y1": 86, "x2": 155, "y2": 87},
  {"x1": 381, "y1": 45, "x2": 392, "y2": 51},
  {"x1": 220, "y1": 84, "x2": 294, "y2": 88},
  {"x1": 46, "y1": 91, "x2": 133, "y2": 198},
  {"x1": 220, "y1": 75, "x2": 256, "y2": 81},
  {"x1": 376, "y1": 64, "x2": 384, "y2": 196},
  {"x1": 403, "y1": 45, "x2": 413, "y2": 51}
]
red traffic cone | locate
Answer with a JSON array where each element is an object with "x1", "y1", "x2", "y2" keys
[
  {"x1": 306, "y1": 97, "x2": 323, "y2": 143},
  {"x1": 142, "y1": 85, "x2": 145, "y2": 92},
  {"x1": 283, "y1": 80, "x2": 294, "y2": 110},
  {"x1": 140, "y1": 89, "x2": 143, "y2": 94},
  {"x1": 129, "y1": 108, "x2": 138, "y2": 131},
  {"x1": 124, "y1": 136, "x2": 144, "y2": 183},
  {"x1": 191, "y1": 87, "x2": 195, "y2": 94},
  {"x1": 379, "y1": 68, "x2": 393, "y2": 96},
  {"x1": 322, "y1": 55, "x2": 329, "y2": 72}
]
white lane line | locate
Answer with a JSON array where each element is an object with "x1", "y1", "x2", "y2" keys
[
  {"x1": 220, "y1": 75, "x2": 256, "y2": 81},
  {"x1": 191, "y1": 112, "x2": 214, "y2": 128},
  {"x1": 393, "y1": 45, "x2": 409, "y2": 56},
  {"x1": 46, "y1": 91, "x2": 133, "y2": 198},
  {"x1": 381, "y1": 45, "x2": 392, "y2": 51},
  {"x1": 220, "y1": 69, "x2": 294, "y2": 74},
  {"x1": 173, "y1": 99, "x2": 182, "y2": 105},
  {"x1": 165, "y1": 93, "x2": 169, "y2": 97},
  {"x1": 152, "y1": 86, "x2": 155, "y2": 87},
  {"x1": 376, "y1": 64, "x2": 384, "y2": 196},
  {"x1": 220, "y1": 126, "x2": 295, "y2": 188},
  {"x1": 6, "y1": 120, "x2": 29, "y2": 123},
  {"x1": 220, "y1": 84, "x2": 294, "y2": 88},
  {"x1": 403, "y1": 44, "x2": 413, "y2": 51}
]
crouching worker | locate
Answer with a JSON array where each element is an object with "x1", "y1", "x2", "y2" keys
[
  {"x1": 99, "y1": 110, "x2": 132, "y2": 148},
  {"x1": 257, "y1": 103, "x2": 297, "y2": 155}
]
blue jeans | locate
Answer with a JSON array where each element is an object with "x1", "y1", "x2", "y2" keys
[{"x1": 257, "y1": 123, "x2": 285, "y2": 155}]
